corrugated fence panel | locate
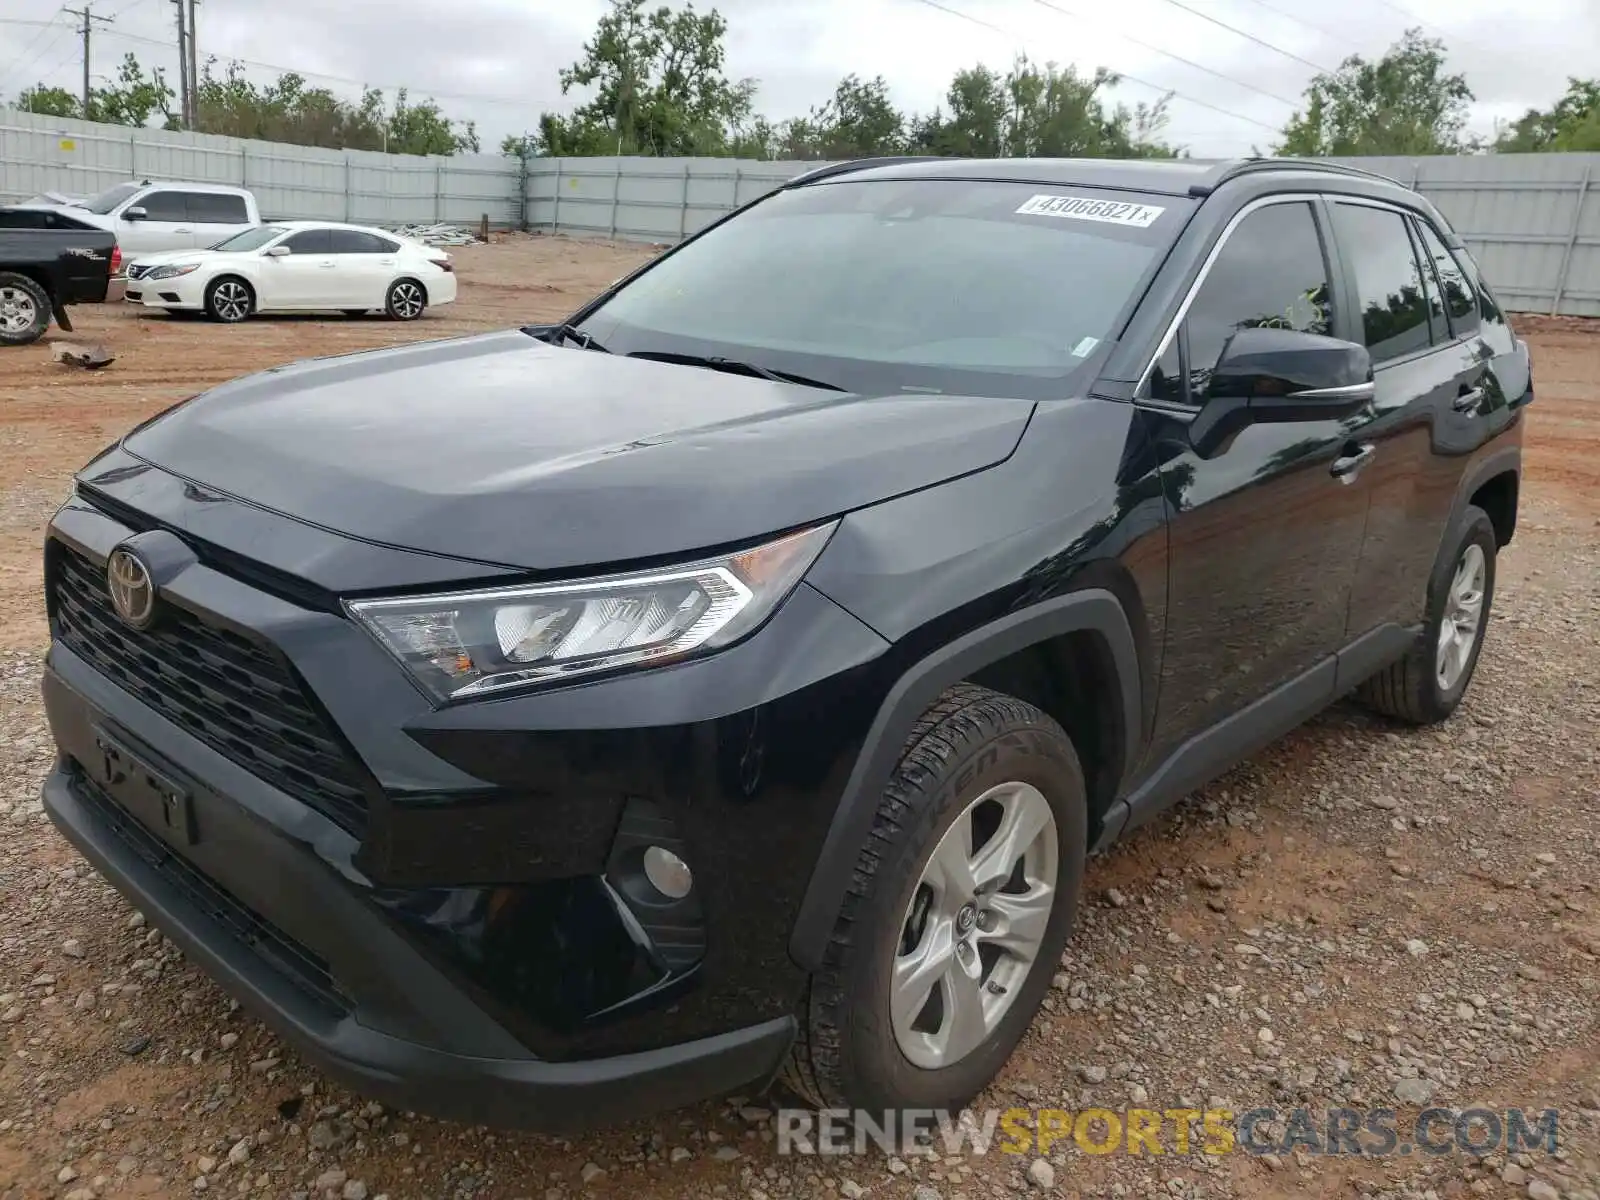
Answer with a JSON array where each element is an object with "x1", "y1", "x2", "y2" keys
[
  {"x1": 0, "y1": 107, "x2": 522, "y2": 232},
  {"x1": 4, "y1": 113, "x2": 1598, "y2": 315}
]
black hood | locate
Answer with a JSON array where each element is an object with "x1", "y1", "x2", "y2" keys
[{"x1": 121, "y1": 331, "x2": 1034, "y2": 572}]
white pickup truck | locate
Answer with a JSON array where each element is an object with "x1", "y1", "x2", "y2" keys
[{"x1": 21, "y1": 180, "x2": 261, "y2": 258}]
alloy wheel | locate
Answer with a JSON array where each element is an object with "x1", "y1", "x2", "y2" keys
[
  {"x1": 1436, "y1": 542, "x2": 1486, "y2": 691},
  {"x1": 390, "y1": 283, "x2": 424, "y2": 319},
  {"x1": 0, "y1": 286, "x2": 38, "y2": 335},
  {"x1": 212, "y1": 281, "x2": 250, "y2": 322},
  {"x1": 892, "y1": 781, "x2": 1058, "y2": 1069}
]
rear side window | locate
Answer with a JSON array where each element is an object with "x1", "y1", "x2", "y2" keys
[
  {"x1": 136, "y1": 191, "x2": 188, "y2": 221},
  {"x1": 281, "y1": 229, "x2": 332, "y2": 254},
  {"x1": 1412, "y1": 219, "x2": 1479, "y2": 336},
  {"x1": 1331, "y1": 203, "x2": 1433, "y2": 364},
  {"x1": 1159, "y1": 201, "x2": 1332, "y2": 402},
  {"x1": 187, "y1": 192, "x2": 249, "y2": 224},
  {"x1": 329, "y1": 230, "x2": 398, "y2": 254}
]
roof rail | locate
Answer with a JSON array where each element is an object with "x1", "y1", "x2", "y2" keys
[
  {"x1": 1200, "y1": 157, "x2": 1406, "y2": 195},
  {"x1": 780, "y1": 156, "x2": 948, "y2": 189}
]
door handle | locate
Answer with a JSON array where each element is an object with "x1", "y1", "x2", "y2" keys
[
  {"x1": 1329, "y1": 442, "x2": 1375, "y2": 482},
  {"x1": 318, "y1": 262, "x2": 338, "y2": 269},
  {"x1": 1453, "y1": 386, "x2": 1486, "y2": 413},
  {"x1": 173, "y1": 227, "x2": 192, "y2": 233}
]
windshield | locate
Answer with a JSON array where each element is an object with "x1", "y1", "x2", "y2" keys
[
  {"x1": 571, "y1": 178, "x2": 1189, "y2": 398},
  {"x1": 209, "y1": 226, "x2": 286, "y2": 252},
  {"x1": 82, "y1": 183, "x2": 144, "y2": 215}
]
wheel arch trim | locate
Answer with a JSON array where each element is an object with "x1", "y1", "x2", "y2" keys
[
  {"x1": 1451, "y1": 446, "x2": 1521, "y2": 544},
  {"x1": 787, "y1": 588, "x2": 1141, "y2": 972}
]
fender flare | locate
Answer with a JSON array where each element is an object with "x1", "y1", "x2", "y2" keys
[
  {"x1": 1449, "y1": 444, "x2": 1521, "y2": 538},
  {"x1": 787, "y1": 588, "x2": 1141, "y2": 972}
]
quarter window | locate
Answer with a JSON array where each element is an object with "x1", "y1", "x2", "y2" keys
[
  {"x1": 1332, "y1": 204, "x2": 1433, "y2": 364},
  {"x1": 1176, "y1": 201, "x2": 1332, "y2": 401},
  {"x1": 1413, "y1": 219, "x2": 1479, "y2": 336}
]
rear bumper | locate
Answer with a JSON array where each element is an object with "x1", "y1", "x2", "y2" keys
[{"x1": 41, "y1": 664, "x2": 795, "y2": 1130}]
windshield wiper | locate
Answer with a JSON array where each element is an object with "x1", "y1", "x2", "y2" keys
[
  {"x1": 627, "y1": 350, "x2": 846, "y2": 392},
  {"x1": 544, "y1": 323, "x2": 610, "y2": 353}
]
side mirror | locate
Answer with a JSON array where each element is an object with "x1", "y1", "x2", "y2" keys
[
  {"x1": 264, "y1": 245, "x2": 291, "y2": 257},
  {"x1": 122, "y1": 206, "x2": 148, "y2": 221},
  {"x1": 1189, "y1": 327, "x2": 1373, "y2": 457}
]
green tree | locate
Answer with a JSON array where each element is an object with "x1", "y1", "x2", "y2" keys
[
  {"x1": 801, "y1": 74, "x2": 906, "y2": 158},
  {"x1": 15, "y1": 85, "x2": 81, "y2": 118},
  {"x1": 87, "y1": 53, "x2": 176, "y2": 126},
  {"x1": 906, "y1": 57, "x2": 1177, "y2": 159},
  {"x1": 386, "y1": 89, "x2": 479, "y2": 155},
  {"x1": 1276, "y1": 29, "x2": 1473, "y2": 156},
  {"x1": 539, "y1": 0, "x2": 756, "y2": 156},
  {"x1": 1495, "y1": 78, "x2": 1600, "y2": 152}
]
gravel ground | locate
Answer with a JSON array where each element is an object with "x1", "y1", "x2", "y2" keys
[{"x1": 0, "y1": 245, "x2": 1596, "y2": 1200}]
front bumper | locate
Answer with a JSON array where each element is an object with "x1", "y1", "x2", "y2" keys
[
  {"x1": 40, "y1": 458, "x2": 892, "y2": 1124},
  {"x1": 123, "y1": 272, "x2": 205, "y2": 309},
  {"x1": 41, "y1": 684, "x2": 793, "y2": 1129}
]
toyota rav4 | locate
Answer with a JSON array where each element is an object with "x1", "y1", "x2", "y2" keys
[{"x1": 40, "y1": 157, "x2": 1528, "y2": 1130}]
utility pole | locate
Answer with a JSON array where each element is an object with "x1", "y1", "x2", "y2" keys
[
  {"x1": 185, "y1": 0, "x2": 199, "y2": 125},
  {"x1": 171, "y1": 0, "x2": 189, "y2": 126},
  {"x1": 64, "y1": 4, "x2": 112, "y2": 117}
]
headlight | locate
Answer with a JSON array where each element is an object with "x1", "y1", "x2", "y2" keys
[
  {"x1": 148, "y1": 264, "x2": 200, "y2": 280},
  {"x1": 346, "y1": 523, "x2": 837, "y2": 701}
]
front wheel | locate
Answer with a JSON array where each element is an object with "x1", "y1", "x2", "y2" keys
[
  {"x1": 205, "y1": 277, "x2": 253, "y2": 323},
  {"x1": 1358, "y1": 505, "x2": 1497, "y2": 724},
  {"x1": 385, "y1": 279, "x2": 426, "y2": 321},
  {"x1": 0, "y1": 271, "x2": 52, "y2": 346},
  {"x1": 784, "y1": 683, "x2": 1086, "y2": 1115}
]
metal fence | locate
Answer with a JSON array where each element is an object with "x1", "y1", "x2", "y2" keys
[
  {"x1": 0, "y1": 108, "x2": 520, "y2": 230},
  {"x1": 4, "y1": 107, "x2": 1597, "y2": 317}
]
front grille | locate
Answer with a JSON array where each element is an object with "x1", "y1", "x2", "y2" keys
[
  {"x1": 72, "y1": 769, "x2": 348, "y2": 1015},
  {"x1": 50, "y1": 542, "x2": 370, "y2": 836}
]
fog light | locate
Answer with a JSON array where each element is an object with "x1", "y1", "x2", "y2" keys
[{"x1": 642, "y1": 846, "x2": 693, "y2": 900}]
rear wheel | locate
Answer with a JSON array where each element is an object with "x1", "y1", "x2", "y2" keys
[
  {"x1": 385, "y1": 279, "x2": 426, "y2": 321},
  {"x1": 1358, "y1": 505, "x2": 1496, "y2": 724},
  {"x1": 205, "y1": 277, "x2": 253, "y2": 323},
  {"x1": 784, "y1": 683, "x2": 1086, "y2": 1114},
  {"x1": 0, "y1": 272, "x2": 51, "y2": 346}
]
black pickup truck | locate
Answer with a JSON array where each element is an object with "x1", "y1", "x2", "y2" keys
[{"x1": 0, "y1": 207, "x2": 118, "y2": 346}]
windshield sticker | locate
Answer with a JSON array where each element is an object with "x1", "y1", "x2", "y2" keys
[
  {"x1": 1070, "y1": 336, "x2": 1101, "y2": 358},
  {"x1": 1015, "y1": 195, "x2": 1165, "y2": 227}
]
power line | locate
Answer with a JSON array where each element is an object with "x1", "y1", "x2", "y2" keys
[
  {"x1": 1146, "y1": 0, "x2": 1337, "y2": 73},
  {"x1": 900, "y1": 0, "x2": 1283, "y2": 134},
  {"x1": 1227, "y1": 0, "x2": 1365, "y2": 55},
  {"x1": 1027, "y1": 0, "x2": 1300, "y2": 108},
  {"x1": 0, "y1": 5, "x2": 70, "y2": 90}
]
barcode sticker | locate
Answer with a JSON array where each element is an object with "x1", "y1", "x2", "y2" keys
[{"x1": 1016, "y1": 195, "x2": 1165, "y2": 227}]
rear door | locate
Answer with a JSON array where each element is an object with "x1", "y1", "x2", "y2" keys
[
  {"x1": 1329, "y1": 200, "x2": 1487, "y2": 637},
  {"x1": 326, "y1": 229, "x2": 401, "y2": 308},
  {"x1": 118, "y1": 189, "x2": 193, "y2": 253},
  {"x1": 263, "y1": 228, "x2": 336, "y2": 307},
  {"x1": 186, "y1": 192, "x2": 253, "y2": 248}
]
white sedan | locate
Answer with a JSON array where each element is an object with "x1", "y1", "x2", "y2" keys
[{"x1": 122, "y1": 221, "x2": 458, "y2": 323}]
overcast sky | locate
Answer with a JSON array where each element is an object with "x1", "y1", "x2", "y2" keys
[{"x1": 0, "y1": 0, "x2": 1592, "y2": 156}]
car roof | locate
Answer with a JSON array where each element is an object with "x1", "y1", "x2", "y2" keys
[
  {"x1": 789, "y1": 156, "x2": 1415, "y2": 201},
  {"x1": 273, "y1": 220, "x2": 396, "y2": 235},
  {"x1": 128, "y1": 180, "x2": 252, "y2": 195}
]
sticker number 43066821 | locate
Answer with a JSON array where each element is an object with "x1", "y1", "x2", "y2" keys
[{"x1": 1015, "y1": 195, "x2": 1165, "y2": 227}]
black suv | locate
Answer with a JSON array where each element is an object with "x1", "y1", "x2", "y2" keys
[{"x1": 41, "y1": 157, "x2": 1528, "y2": 1129}]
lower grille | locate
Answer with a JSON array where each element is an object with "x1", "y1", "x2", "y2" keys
[
  {"x1": 73, "y1": 769, "x2": 348, "y2": 1016},
  {"x1": 50, "y1": 542, "x2": 369, "y2": 836}
]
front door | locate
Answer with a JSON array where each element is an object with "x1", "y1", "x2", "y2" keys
[
  {"x1": 119, "y1": 189, "x2": 194, "y2": 253},
  {"x1": 1137, "y1": 198, "x2": 1376, "y2": 767},
  {"x1": 266, "y1": 228, "x2": 337, "y2": 307}
]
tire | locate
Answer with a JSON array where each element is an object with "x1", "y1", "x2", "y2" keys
[
  {"x1": 0, "y1": 272, "x2": 52, "y2": 346},
  {"x1": 784, "y1": 683, "x2": 1087, "y2": 1115},
  {"x1": 205, "y1": 277, "x2": 253, "y2": 323},
  {"x1": 385, "y1": 279, "x2": 426, "y2": 321},
  {"x1": 1358, "y1": 505, "x2": 1497, "y2": 724}
]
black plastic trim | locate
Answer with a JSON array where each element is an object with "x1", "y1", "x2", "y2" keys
[{"x1": 787, "y1": 588, "x2": 1140, "y2": 972}]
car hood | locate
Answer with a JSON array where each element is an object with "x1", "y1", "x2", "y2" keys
[
  {"x1": 127, "y1": 248, "x2": 224, "y2": 269},
  {"x1": 120, "y1": 331, "x2": 1035, "y2": 572}
]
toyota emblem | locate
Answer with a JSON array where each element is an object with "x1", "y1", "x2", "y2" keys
[{"x1": 106, "y1": 547, "x2": 156, "y2": 628}]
